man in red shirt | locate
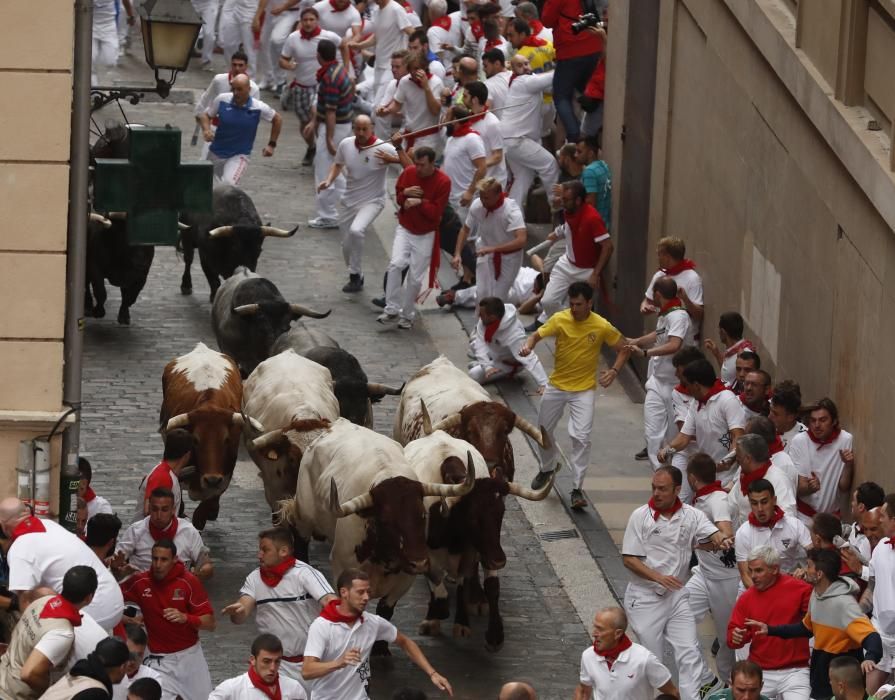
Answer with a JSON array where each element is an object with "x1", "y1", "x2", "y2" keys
[
  {"x1": 727, "y1": 544, "x2": 812, "y2": 699},
  {"x1": 134, "y1": 429, "x2": 194, "y2": 521},
  {"x1": 378, "y1": 146, "x2": 451, "y2": 330},
  {"x1": 121, "y1": 539, "x2": 216, "y2": 700}
]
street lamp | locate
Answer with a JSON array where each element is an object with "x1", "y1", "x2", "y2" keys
[{"x1": 139, "y1": 0, "x2": 203, "y2": 98}]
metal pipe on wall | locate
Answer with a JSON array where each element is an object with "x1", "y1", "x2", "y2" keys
[{"x1": 59, "y1": 0, "x2": 94, "y2": 531}]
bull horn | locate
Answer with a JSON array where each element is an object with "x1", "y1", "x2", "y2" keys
[
  {"x1": 260, "y1": 224, "x2": 299, "y2": 238},
  {"x1": 249, "y1": 428, "x2": 285, "y2": 451},
  {"x1": 165, "y1": 413, "x2": 190, "y2": 431},
  {"x1": 439, "y1": 496, "x2": 449, "y2": 517},
  {"x1": 231, "y1": 412, "x2": 264, "y2": 432},
  {"x1": 288, "y1": 304, "x2": 331, "y2": 319},
  {"x1": 421, "y1": 451, "x2": 476, "y2": 498},
  {"x1": 419, "y1": 399, "x2": 433, "y2": 436},
  {"x1": 208, "y1": 225, "x2": 235, "y2": 238},
  {"x1": 178, "y1": 221, "x2": 190, "y2": 231},
  {"x1": 233, "y1": 303, "x2": 260, "y2": 316},
  {"x1": 331, "y1": 478, "x2": 375, "y2": 517},
  {"x1": 514, "y1": 414, "x2": 549, "y2": 448},
  {"x1": 431, "y1": 413, "x2": 462, "y2": 433},
  {"x1": 107, "y1": 211, "x2": 127, "y2": 220},
  {"x1": 508, "y1": 464, "x2": 559, "y2": 501},
  {"x1": 367, "y1": 382, "x2": 403, "y2": 396},
  {"x1": 89, "y1": 213, "x2": 112, "y2": 228}
]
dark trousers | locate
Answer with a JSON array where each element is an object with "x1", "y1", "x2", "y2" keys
[{"x1": 552, "y1": 53, "x2": 600, "y2": 142}]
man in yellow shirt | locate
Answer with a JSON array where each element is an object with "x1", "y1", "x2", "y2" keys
[{"x1": 520, "y1": 281, "x2": 629, "y2": 509}]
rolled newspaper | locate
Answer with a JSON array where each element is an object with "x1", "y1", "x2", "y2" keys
[{"x1": 526, "y1": 239, "x2": 553, "y2": 257}]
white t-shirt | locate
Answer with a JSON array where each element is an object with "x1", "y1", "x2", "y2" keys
[
  {"x1": 670, "y1": 387, "x2": 696, "y2": 465},
  {"x1": 63, "y1": 611, "x2": 108, "y2": 673},
  {"x1": 369, "y1": 0, "x2": 412, "y2": 63},
  {"x1": 870, "y1": 539, "x2": 895, "y2": 637},
  {"x1": 681, "y1": 388, "x2": 745, "y2": 468},
  {"x1": 35, "y1": 628, "x2": 76, "y2": 667},
  {"x1": 648, "y1": 308, "x2": 689, "y2": 385},
  {"x1": 112, "y1": 665, "x2": 170, "y2": 700},
  {"x1": 464, "y1": 196, "x2": 525, "y2": 250},
  {"x1": 788, "y1": 429, "x2": 854, "y2": 520},
  {"x1": 622, "y1": 503, "x2": 718, "y2": 596},
  {"x1": 579, "y1": 642, "x2": 671, "y2": 700},
  {"x1": 116, "y1": 517, "x2": 208, "y2": 572},
  {"x1": 644, "y1": 268, "x2": 703, "y2": 345},
  {"x1": 781, "y1": 421, "x2": 808, "y2": 450},
  {"x1": 209, "y1": 672, "x2": 308, "y2": 699},
  {"x1": 771, "y1": 449, "x2": 800, "y2": 496},
  {"x1": 240, "y1": 562, "x2": 335, "y2": 657},
  {"x1": 196, "y1": 73, "x2": 261, "y2": 116},
  {"x1": 734, "y1": 514, "x2": 812, "y2": 574},
  {"x1": 281, "y1": 29, "x2": 343, "y2": 86},
  {"x1": 717, "y1": 339, "x2": 754, "y2": 386},
  {"x1": 85, "y1": 493, "x2": 114, "y2": 521},
  {"x1": 485, "y1": 71, "x2": 511, "y2": 111},
  {"x1": 304, "y1": 612, "x2": 398, "y2": 700},
  {"x1": 314, "y1": 0, "x2": 362, "y2": 38},
  {"x1": 393, "y1": 73, "x2": 443, "y2": 132},
  {"x1": 427, "y1": 12, "x2": 462, "y2": 58},
  {"x1": 500, "y1": 72, "x2": 554, "y2": 141},
  {"x1": 442, "y1": 132, "x2": 486, "y2": 199},
  {"x1": 728, "y1": 464, "x2": 797, "y2": 530},
  {"x1": 334, "y1": 136, "x2": 397, "y2": 209},
  {"x1": 7, "y1": 519, "x2": 124, "y2": 631},
  {"x1": 475, "y1": 111, "x2": 506, "y2": 185},
  {"x1": 692, "y1": 490, "x2": 739, "y2": 580}
]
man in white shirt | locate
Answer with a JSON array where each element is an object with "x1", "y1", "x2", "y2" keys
[
  {"x1": 734, "y1": 479, "x2": 812, "y2": 587},
  {"x1": 347, "y1": 0, "x2": 414, "y2": 95},
  {"x1": 134, "y1": 429, "x2": 193, "y2": 522},
  {"x1": 847, "y1": 481, "x2": 886, "y2": 560},
  {"x1": 789, "y1": 398, "x2": 855, "y2": 525},
  {"x1": 441, "y1": 104, "x2": 487, "y2": 222},
  {"x1": 621, "y1": 466, "x2": 729, "y2": 700},
  {"x1": 667, "y1": 346, "x2": 703, "y2": 478},
  {"x1": 515, "y1": 1, "x2": 553, "y2": 44},
  {"x1": 468, "y1": 297, "x2": 548, "y2": 389},
  {"x1": 703, "y1": 311, "x2": 753, "y2": 386},
  {"x1": 625, "y1": 276, "x2": 690, "y2": 474},
  {"x1": 210, "y1": 634, "x2": 308, "y2": 699},
  {"x1": 727, "y1": 433, "x2": 797, "y2": 529},
  {"x1": 408, "y1": 28, "x2": 446, "y2": 80},
  {"x1": 194, "y1": 51, "x2": 261, "y2": 159},
  {"x1": 267, "y1": 0, "x2": 304, "y2": 91},
  {"x1": 302, "y1": 569, "x2": 452, "y2": 699},
  {"x1": 378, "y1": 52, "x2": 444, "y2": 153},
  {"x1": 318, "y1": 115, "x2": 397, "y2": 293},
  {"x1": 769, "y1": 379, "x2": 807, "y2": 450},
  {"x1": 451, "y1": 178, "x2": 525, "y2": 300},
  {"x1": 222, "y1": 528, "x2": 336, "y2": 687},
  {"x1": 739, "y1": 369, "x2": 771, "y2": 421},
  {"x1": 744, "y1": 414, "x2": 799, "y2": 496},
  {"x1": 482, "y1": 48, "x2": 511, "y2": 111},
  {"x1": 111, "y1": 624, "x2": 170, "y2": 700},
  {"x1": 574, "y1": 606, "x2": 678, "y2": 700},
  {"x1": 78, "y1": 458, "x2": 113, "y2": 521},
  {"x1": 501, "y1": 53, "x2": 558, "y2": 208},
  {"x1": 640, "y1": 237, "x2": 704, "y2": 346},
  {"x1": 426, "y1": 0, "x2": 463, "y2": 64},
  {"x1": 371, "y1": 51, "x2": 409, "y2": 140},
  {"x1": 115, "y1": 488, "x2": 213, "y2": 579},
  {"x1": 462, "y1": 81, "x2": 507, "y2": 187},
  {"x1": 314, "y1": 0, "x2": 361, "y2": 41},
  {"x1": 863, "y1": 493, "x2": 895, "y2": 695}
]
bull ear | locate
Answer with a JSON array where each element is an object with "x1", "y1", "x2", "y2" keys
[{"x1": 439, "y1": 456, "x2": 467, "y2": 484}]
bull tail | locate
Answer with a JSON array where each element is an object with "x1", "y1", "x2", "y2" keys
[{"x1": 274, "y1": 497, "x2": 299, "y2": 528}]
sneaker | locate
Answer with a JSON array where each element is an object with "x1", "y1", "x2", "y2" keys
[
  {"x1": 308, "y1": 217, "x2": 338, "y2": 229},
  {"x1": 301, "y1": 146, "x2": 316, "y2": 167},
  {"x1": 397, "y1": 317, "x2": 413, "y2": 330},
  {"x1": 634, "y1": 447, "x2": 649, "y2": 461},
  {"x1": 371, "y1": 297, "x2": 386, "y2": 309},
  {"x1": 570, "y1": 489, "x2": 587, "y2": 510},
  {"x1": 710, "y1": 637, "x2": 720, "y2": 657},
  {"x1": 530, "y1": 470, "x2": 551, "y2": 490},
  {"x1": 377, "y1": 312, "x2": 398, "y2": 325},
  {"x1": 698, "y1": 677, "x2": 725, "y2": 699},
  {"x1": 435, "y1": 290, "x2": 455, "y2": 308},
  {"x1": 342, "y1": 274, "x2": 364, "y2": 293},
  {"x1": 524, "y1": 320, "x2": 542, "y2": 333}
]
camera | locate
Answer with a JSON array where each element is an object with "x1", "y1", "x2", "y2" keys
[{"x1": 571, "y1": 13, "x2": 603, "y2": 34}]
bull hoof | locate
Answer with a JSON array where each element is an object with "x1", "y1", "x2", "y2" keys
[
  {"x1": 192, "y1": 513, "x2": 207, "y2": 531},
  {"x1": 117, "y1": 307, "x2": 130, "y2": 325},
  {"x1": 371, "y1": 640, "x2": 391, "y2": 657},
  {"x1": 419, "y1": 619, "x2": 442, "y2": 636},
  {"x1": 93, "y1": 305, "x2": 106, "y2": 319},
  {"x1": 485, "y1": 625, "x2": 504, "y2": 652},
  {"x1": 485, "y1": 638, "x2": 504, "y2": 653},
  {"x1": 452, "y1": 624, "x2": 472, "y2": 639},
  {"x1": 429, "y1": 597, "x2": 450, "y2": 620},
  {"x1": 181, "y1": 284, "x2": 192, "y2": 295}
]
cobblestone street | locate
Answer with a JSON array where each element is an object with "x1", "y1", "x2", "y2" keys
[{"x1": 80, "y1": 54, "x2": 592, "y2": 698}]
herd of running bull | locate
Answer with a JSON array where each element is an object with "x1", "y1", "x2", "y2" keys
[{"x1": 88, "y1": 174, "x2": 559, "y2": 653}]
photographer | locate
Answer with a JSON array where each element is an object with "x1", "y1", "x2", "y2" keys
[{"x1": 542, "y1": 0, "x2": 604, "y2": 142}]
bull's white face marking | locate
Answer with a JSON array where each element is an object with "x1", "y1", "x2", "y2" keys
[{"x1": 173, "y1": 342, "x2": 232, "y2": 391}]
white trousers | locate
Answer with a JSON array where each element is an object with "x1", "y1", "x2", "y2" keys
[
  {"x1": 624, "y1": 586, "x2": 715, "y2": 700},
  {"x1": 685, "y1": 567, "x2": 739, "y2": 684},
  {"x1": 270, "y1": 11, "x2": 300, "y2": 83},
  {"x1": 340, "y1": 200, "x2": 385, "y2": 275},
  {"x1": 193, "y1": 1, "x2": 220, "y2": 63},
  {"x1": 469, "y1": 360, "x2": 521, "y2": 385},
  {"x1": 208, "y1": 151, "x2": 250, "y2": 185},
  {"x1": 505, "y1": 136, "x2": 560, "y2": 208},
  {"x1": 761, "y1": 667, "x2": 810, "y2": 700},
  {"x1": 385, "y1": 225, "x2": 434, "y2": 321},
  {"x1": 315, "y1": 122, "x2": 352, "y2": 219},
  {"x1": 536, "y1": 384, "x2": 595, "y2": 489},
  {"x1": 476, "y1": 249, "x2": 522, "y2": 302},
  {"x1": 256, "y1": 8, "x2": 275, "y2": 82},
  {"x1": 144, "y1": 642, "x2": 212, "y2": 700},
  {"x1": 92, "y1": 31, "x2": 119, "y2": 85},
  {"x1": 539, "y1": 254, "x2": 593, "y2": 321},
  {"x1": 219, "y1": 13, "x2": 257, "y2": 73},
  {"x1": 373, "y1": 63, "x2": 391, "y2": 101},
  {"x1": 644, "y1": 375, "x2": 677, "y2": 471}
]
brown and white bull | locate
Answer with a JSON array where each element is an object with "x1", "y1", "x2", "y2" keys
[
  {"x1": 277, "y1": 418, "x2": 473, "y2": 650},
  {"x1": 405, "y1": 415, "x2": 556, "y2": 652},
  {"x1": 394, "y1": 355, "x2": 549, "y2": 478},
  {"x1": 160, "y1": 342, "x2": 259, "y2": 530}
]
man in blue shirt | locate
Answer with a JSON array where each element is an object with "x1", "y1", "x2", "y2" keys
[
  {"x1": 200, "y1": 74, "x2": 283, "y2": 185},
  {"x1": 577, "y1": 134, "x2": 611, "y2": 231}
]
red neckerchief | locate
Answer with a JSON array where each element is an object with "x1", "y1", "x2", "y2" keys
[
  {"x1": 887, "y1": 538, "x2": 895, "y2": 550},
  {"x1": 148, "y1": 516, "x2": 178, "y2": 542},
  {"x1": 355, "y1": 135, "x2": 377, "y2": 151},
  {"x1": 248, "y1": 663, "x2": 282, "y2": 700},
  {"x1": 692, "y1": 481, "x2": 726, "y2": 505},
  {"x1": 469, "y1": 20, "x2": 484, "y2": 40},
  {"x1": 723, "y1": 338, "x2": 754, "y2": 359},
  {"x1": 648, "y1": 497, "x2": 683, "y2": 521},
  {"x1": 451, "y1": 121, "x2": 479, "y2": 138},
  {"x1": 748, "y1": 505, "x2": 785, "y2": 529},
  {"x1": 508, "y1": 72, "x2": 520, "y2": 87},
  {"x1": 153, "y1": 560, "x2": 186, "y2": 588},
  {"x1": 738, "y1": 392, "x2": 769, "y2": 414},
  {"x1": 320, "y1": 599, "x2": 363, "y2": 624},
  {"x1": 484, "y1": 190, "x2": 504, "y2": 216},
  {"x1": 594, "y1": 634, "x2": 632, "y2": 670},
  {"x1": 399, "y1": 1, "x2": 414, "y2": 12},
  {"x1": 328, "y1": 0, "x2": 347, "y2": 10},
  {"x1": 807, "y1": 427, "x2": 841, "y2": 450},
  {"x1": 484, "y1": 37, "x2": 502, "y2": 51},
  {"x1": 483, "y1": 319, "x2": 501, "y2": 343},
  {"x1": 769, "y1": 435, "x2": 784, "y2": 455},
  {"x1": 315, "y1": 60, "x2": 337, "y2": 82},
  {"x1": 674, "y1": 383, "x2": 690, "y2": 395},
  {"x1": 410, "y1": 71, "x2": 433, "y2": 87},
  {"x1": 83, "y1": 486, "x2": 97, "y2": 503},
  {"x1": 661, "y1": 258, "x2": 696, "y2": 276},
  {"x1": 529, "y1": 19, "x2": 545, "y2": 35},
  {"x1": 39, "y1": 595, "x2": 82, "y2": 627},
  {"x1": 658, "y1": 297, "x2": 685, "y2": 315},
  {"x1": 260, "y1": 556, "x2": 296, "y2": 588},
  {"x1": 697, "y1": 379, "x2": 727, "y2": 410},
  {"x1": 11, "y1": 515, "x2": 46, "y2": 540},
  {"x1": 740, "y1": 461, "x2": 772, "y2": 495},
  {"x1": 433, "y1": 15, "x2": 452, "y2": 30},
  {"x1": 300, "y1": 26, "x2": 322, "y2": 40},
  {"x1": 521, "y1": 35, "x2": 547, "y2": 48}
]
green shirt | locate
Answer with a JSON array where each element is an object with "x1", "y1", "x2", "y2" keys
[{"x1": 706, "y1": 691, "x2": 770, "y2": 700}]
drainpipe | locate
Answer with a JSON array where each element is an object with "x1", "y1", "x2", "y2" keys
[{"x1": 59, "y1": 0, "x2": 93, "y2": 531}]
